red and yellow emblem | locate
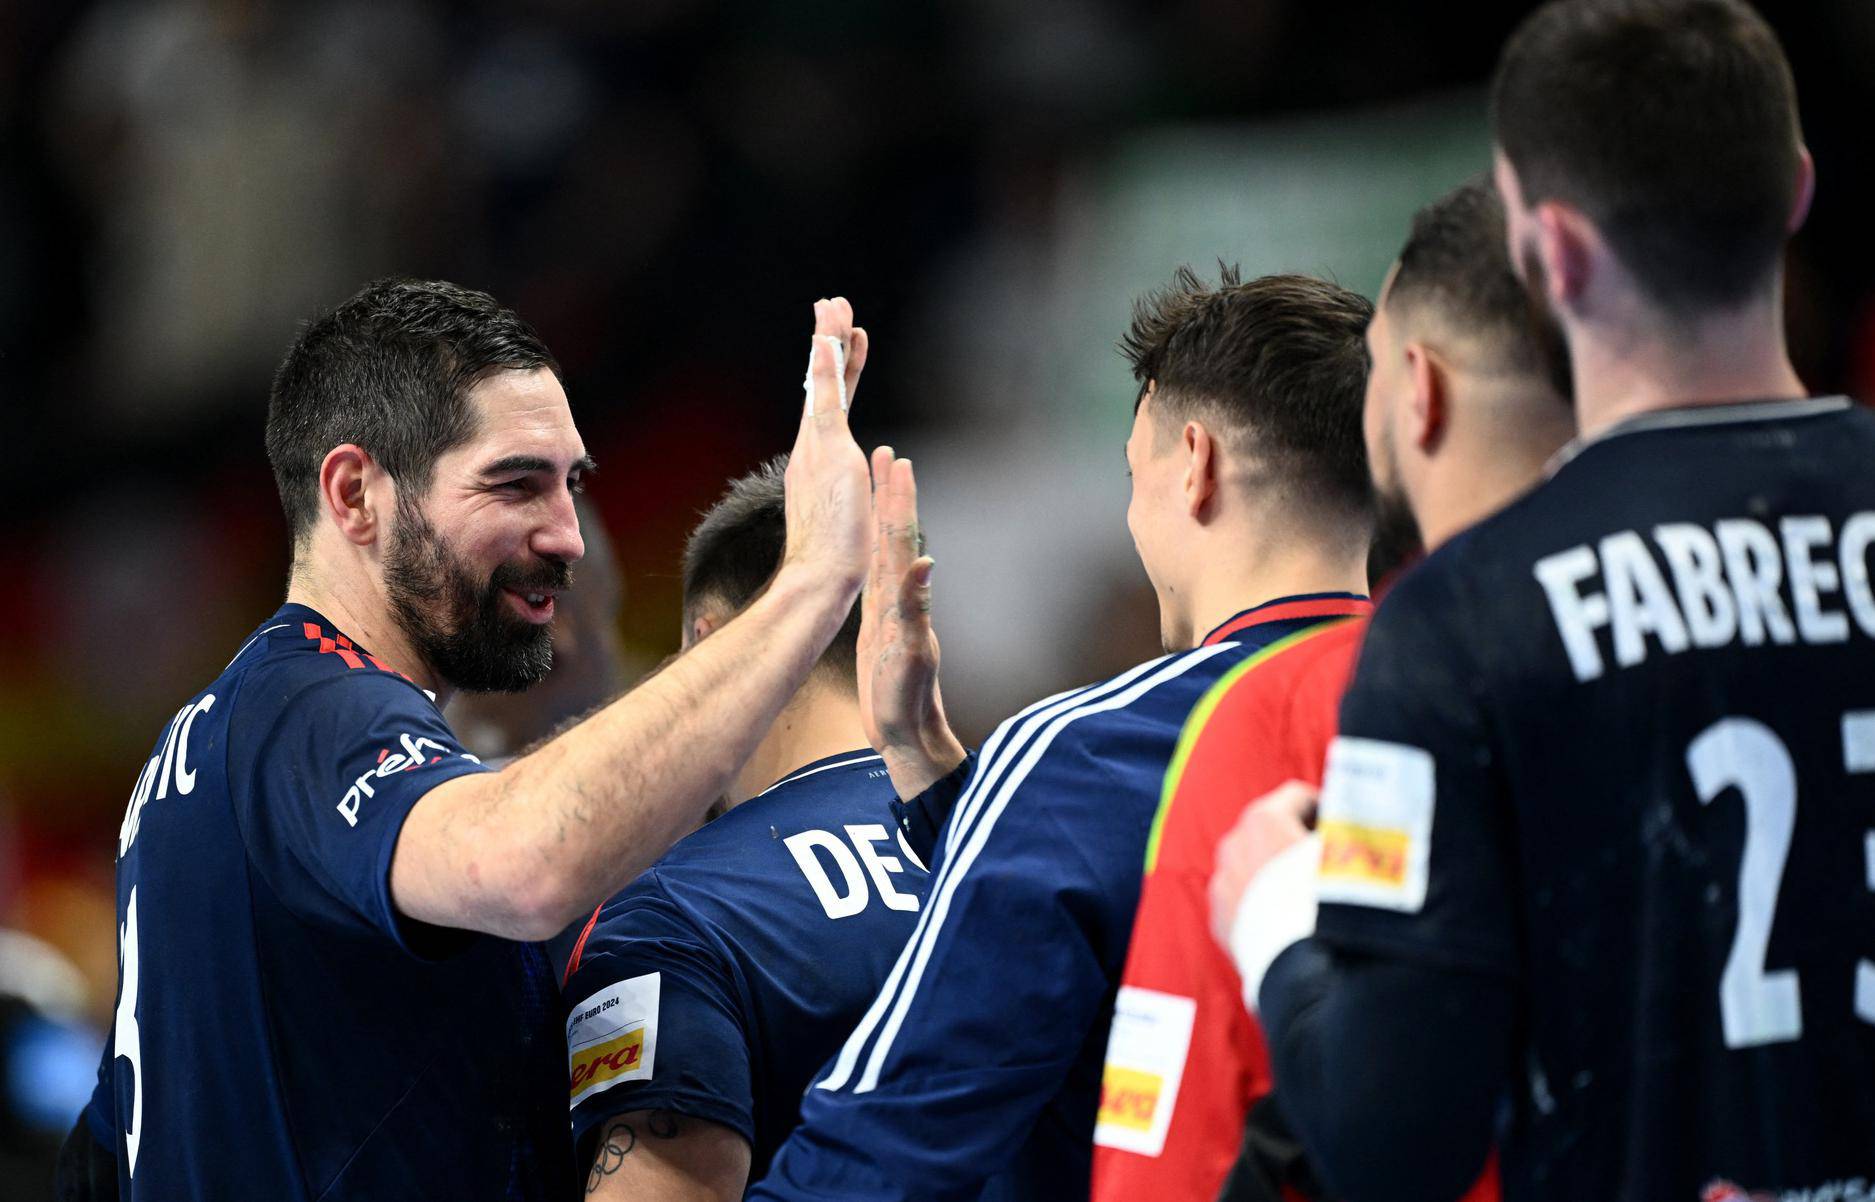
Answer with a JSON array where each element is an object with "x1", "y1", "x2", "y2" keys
[
  {"x1": 1318, "y1": 818, "x2": 1409, "y2": 888},
  {"x1": 569, "y1": 1026, "x2": 646, "y2": 1099},
  {"x1": 1097, "y1": 1066, "x2": 1165, "y2": 1133}
]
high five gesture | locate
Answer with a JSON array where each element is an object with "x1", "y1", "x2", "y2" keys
[
  {"x1": 857, "y1": 445, "x2": 967, "y2": 801},
  {"x1": 783, "y1": 298, "x2": 873, "y2": 596}
]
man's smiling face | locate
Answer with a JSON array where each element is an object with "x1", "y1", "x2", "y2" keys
[{"x1": 384, "y1": 366, "x2": 592, "y2": 693}]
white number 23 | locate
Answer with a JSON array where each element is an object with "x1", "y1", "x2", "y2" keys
[{"x1": 1686, "y1": 713, "x2": 1875, "y2": 1049}]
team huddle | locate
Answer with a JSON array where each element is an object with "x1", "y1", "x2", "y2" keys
[{"x1": 57, "y1": 1, "x2": 1875, "y2": 1200}]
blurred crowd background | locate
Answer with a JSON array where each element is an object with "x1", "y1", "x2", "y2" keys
[{"x1": 2, "y1": 0, "x2": 1872, "y2": 1184}]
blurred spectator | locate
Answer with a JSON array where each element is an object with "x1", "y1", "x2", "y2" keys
[{"x1": 0, "y1": 926, "x2": 102, "y2": 1197}]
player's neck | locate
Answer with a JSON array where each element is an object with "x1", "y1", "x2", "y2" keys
[
  {"x1": 1180, "y1": 532, "x2": 1369, "y2": 651},
  {"x1": 285, "y1": 560, "x2": 449, "y2": 703},
  {"x1": 1566, "y1": 289, "x2": 1807, "y2": 440},
  {"x1": 728, "y1": 677, "x2": 872, "y2": 809},
  {"x1": 1416, "y1": 393, "x2": 1571, "y2": 551}
]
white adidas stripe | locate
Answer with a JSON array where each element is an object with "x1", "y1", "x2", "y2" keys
[
  {"x1": 813, "y1": 671, "x2": 1143, "y2": 1094},
  {"x1": 845, "y1": 642, "x2": 1238, "y2": 1095},
  {"x1": 944, "y1": 656, "x2": 1170, "y2": 861}
]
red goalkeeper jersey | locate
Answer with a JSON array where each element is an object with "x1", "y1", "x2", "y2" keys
[
  {"x1": 1092, "y1": 610, "x2": 1365, "y2": 1200},
  {"x1": 1093, "y1": 608, "x2": 1499, "y2": 1202}
]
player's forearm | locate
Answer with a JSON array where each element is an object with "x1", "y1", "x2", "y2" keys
[
  {"x1": 1260, "y1": 939, "x2": 1507, "y2": 1202},
  {"x1": 399, "y1": 566, "x2": 858, "y2": 939}
]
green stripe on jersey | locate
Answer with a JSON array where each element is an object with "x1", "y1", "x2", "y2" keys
[{"x1": 1141, "y1": 620, "x2": 1352, "y2": 875}]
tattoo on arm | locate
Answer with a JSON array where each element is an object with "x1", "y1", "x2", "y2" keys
[{"x1": 585, "y1": 1111, "x2": 685, "y2": 1195}]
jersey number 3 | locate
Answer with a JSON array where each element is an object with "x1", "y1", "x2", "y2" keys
[{"x1": 1686, "y1": 714, "x2": 1875, "y2": 1049}]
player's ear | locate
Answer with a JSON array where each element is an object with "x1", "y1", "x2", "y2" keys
[
  {"x1": 318, "y1": 444, "x2": 386, "y2": 548},
  {"x1": 1788, "y1": 145, "x2": 1816, "y2": 235},
  {"x1": 1403, "y1": 341, "x2": 1446, "y2": 453},
  {"x1": 1535, "y1": 199, "x2": 1596, "y2": 313},
  {"x1": 1181, "y1": 420, "x2": 1217, "y2": 519},
  {"x1": 686, "y1": 612, "x2": 721, "y2": 649}
]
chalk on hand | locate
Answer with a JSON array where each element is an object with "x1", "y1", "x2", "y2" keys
[{"x1": 802, "y1": 335, "x2": 849, "y2": 416}]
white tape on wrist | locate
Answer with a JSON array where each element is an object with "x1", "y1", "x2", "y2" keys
[
  {"x1": 1228, "y1": 832, "x2": 1321, "y2": 1015},
  {"x1": 802, "y1": 335, "x2": 848, "y2": 416}
]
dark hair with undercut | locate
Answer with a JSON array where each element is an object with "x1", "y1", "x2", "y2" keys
[
  {"x1": 265, "y1": 277, "x2": 561, "y2": 549},
  {"x1": 1120, "y1": 267, "x2": 1374, "y2": 519},
  {"x1": 1386, "y1": 177, "x2": 1573, "y2": 400},
  {"x1": 682, "y1": 456, "x2": 862, "y2": 682},
  {"x1": 1491, "y1": 0, "x2": 1802, "y2": 317}
]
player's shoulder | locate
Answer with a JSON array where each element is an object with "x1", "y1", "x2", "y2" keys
[
  {"x1": 229, "y1": 605, "x2": 435, "y2": 712},
  {"x1": 1393, "y1": 396, "x2": 1875, "y2": 615},
  {"x1": 584, "y1": 866, "x2": 700, "y2": 942},
  {"x1": 1565, "y1": 393, "x2": 1875, "y2": 466},
  {"x1": 1467, "y1": 396, "x2": 1873, "y2": 552},
  {"x1": 665, "y1": 752, "x2": 894, "y2": 863},
  {"x1": 556, "y1": 864, "x2": 716, "y2": 987},
  {"x1": 1194, "y1": 616, "x2": 1368, "y2": 729},
  {"x1": 610, "y1": 754, "x2": 902, "y2": 943},
  {"x1": 1046, "y1": 641, "x2": 1249, "y2": 746},
  {"x1": 979, "y1": 643, "x2": 1253, "y2": 811},
  {"x1": 1173, "y1": 617, "x2": 1368, "y2": 784}
]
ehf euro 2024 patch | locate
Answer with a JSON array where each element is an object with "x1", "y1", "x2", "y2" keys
[
  {"x1": 1316, "y1": 736, "x2": 1434, "y2": 913},
  {"x1": 566, "y1": 971, "x2": 661, "y2": 1109},
  {"x1": 1093, "y1": 985, "x2": 1197, "y2": 1157}
]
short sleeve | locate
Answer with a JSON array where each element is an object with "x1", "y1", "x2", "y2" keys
[
  {"x1": 231, "y1": 671, "x2": 493, "y2": 955},
  {"x1": 562, "y1": 882, "x2": 753, "y2": 1161},
  {"x1": 1311, "y1": 562, "x2": 1519, "y2": 978}
]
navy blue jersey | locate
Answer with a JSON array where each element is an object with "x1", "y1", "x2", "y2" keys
[
  {"x1": 95, "y1": 604, "x2": 572, "y2": 1200},
  {"x1": 752, "y1": 595, "x2": 1372, "y2": 1202},
  {"x1": 1312, "y1": 399, "x2": 1875, "y2": 1201},
  {"x1": 550, "y1": 750, "x2": 924, "y2": 1183}
]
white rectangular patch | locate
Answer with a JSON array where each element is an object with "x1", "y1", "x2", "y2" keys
[
  {"x1": 566, "y1": 972, "x2": 660, "y2": 1109},
  {"x1": 1314, "y1": 736, "x2": 1435, "y2": 913},
  {"x1": 1093, "y1": 986, "x2": 1196, "y2": 1157}
]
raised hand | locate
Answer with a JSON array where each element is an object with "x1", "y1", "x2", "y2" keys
[
  {"x1": 857, "y1": 445, "x2": 967, "y2": 799},
  {"x1": 781, "y1": 298, "x2": 873, "y2": 601}
]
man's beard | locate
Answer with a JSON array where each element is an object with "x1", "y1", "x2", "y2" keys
[
  {"x1": 1369, "y1": 483, "x2": 1424, "y2": 587},
  {"x1": 383, "y1": 500, "x2": 570, "y2": 694},
  {"x1": 1367, "y1": 425, "x2": 1424, "y2": 587}
]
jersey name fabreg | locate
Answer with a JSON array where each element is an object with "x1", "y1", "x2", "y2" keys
[{"x1": 1536, "y1": 510, "x2": 1875, "y2": 682}]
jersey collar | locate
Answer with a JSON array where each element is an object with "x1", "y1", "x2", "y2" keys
[
  {"x1": 1546, "y1": 395, "x2": 1852, "y2": 477},
  {"x1": 756, "y1": 749, "x2": 884, "y2": 797},
  {"x1": 1201, "y1": 592, "x2": 1373, "y2": 646}
]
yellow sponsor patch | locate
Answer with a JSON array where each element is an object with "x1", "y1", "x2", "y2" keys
[
  {"x1": 569, "y1": 1026, "x2": 646, "y2": 1101},
  {"x1": 1318, "y1": 818, "x2": 1409, "y2": 888},
  {"x1": 1094, "y1": 986, "x2": 1195, "y2": 1157},
  {"x1": 1315, "y1": 737, "x2": 1434, "y2": 913},
  {"x1": 1097, "y1": 1067, "x2": 1164, "y2": 1132}
]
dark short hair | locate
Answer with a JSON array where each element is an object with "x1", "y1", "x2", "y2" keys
[
  {"x1": 1386, "y1": 177, "x2": 1573, "y2": 400},
  {"x1": 682, "y1": 456, "x2": 862, "y2": 682},
  {"x1": 1120, "y1": 268, "x2": 1374, "y2": 519},
  {"x1": 1492, "y1": 0, "x2": 1802, "y2": 316},
  {"x1": 265, "y1": 277, "x2": 561, "y2": 547}
]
